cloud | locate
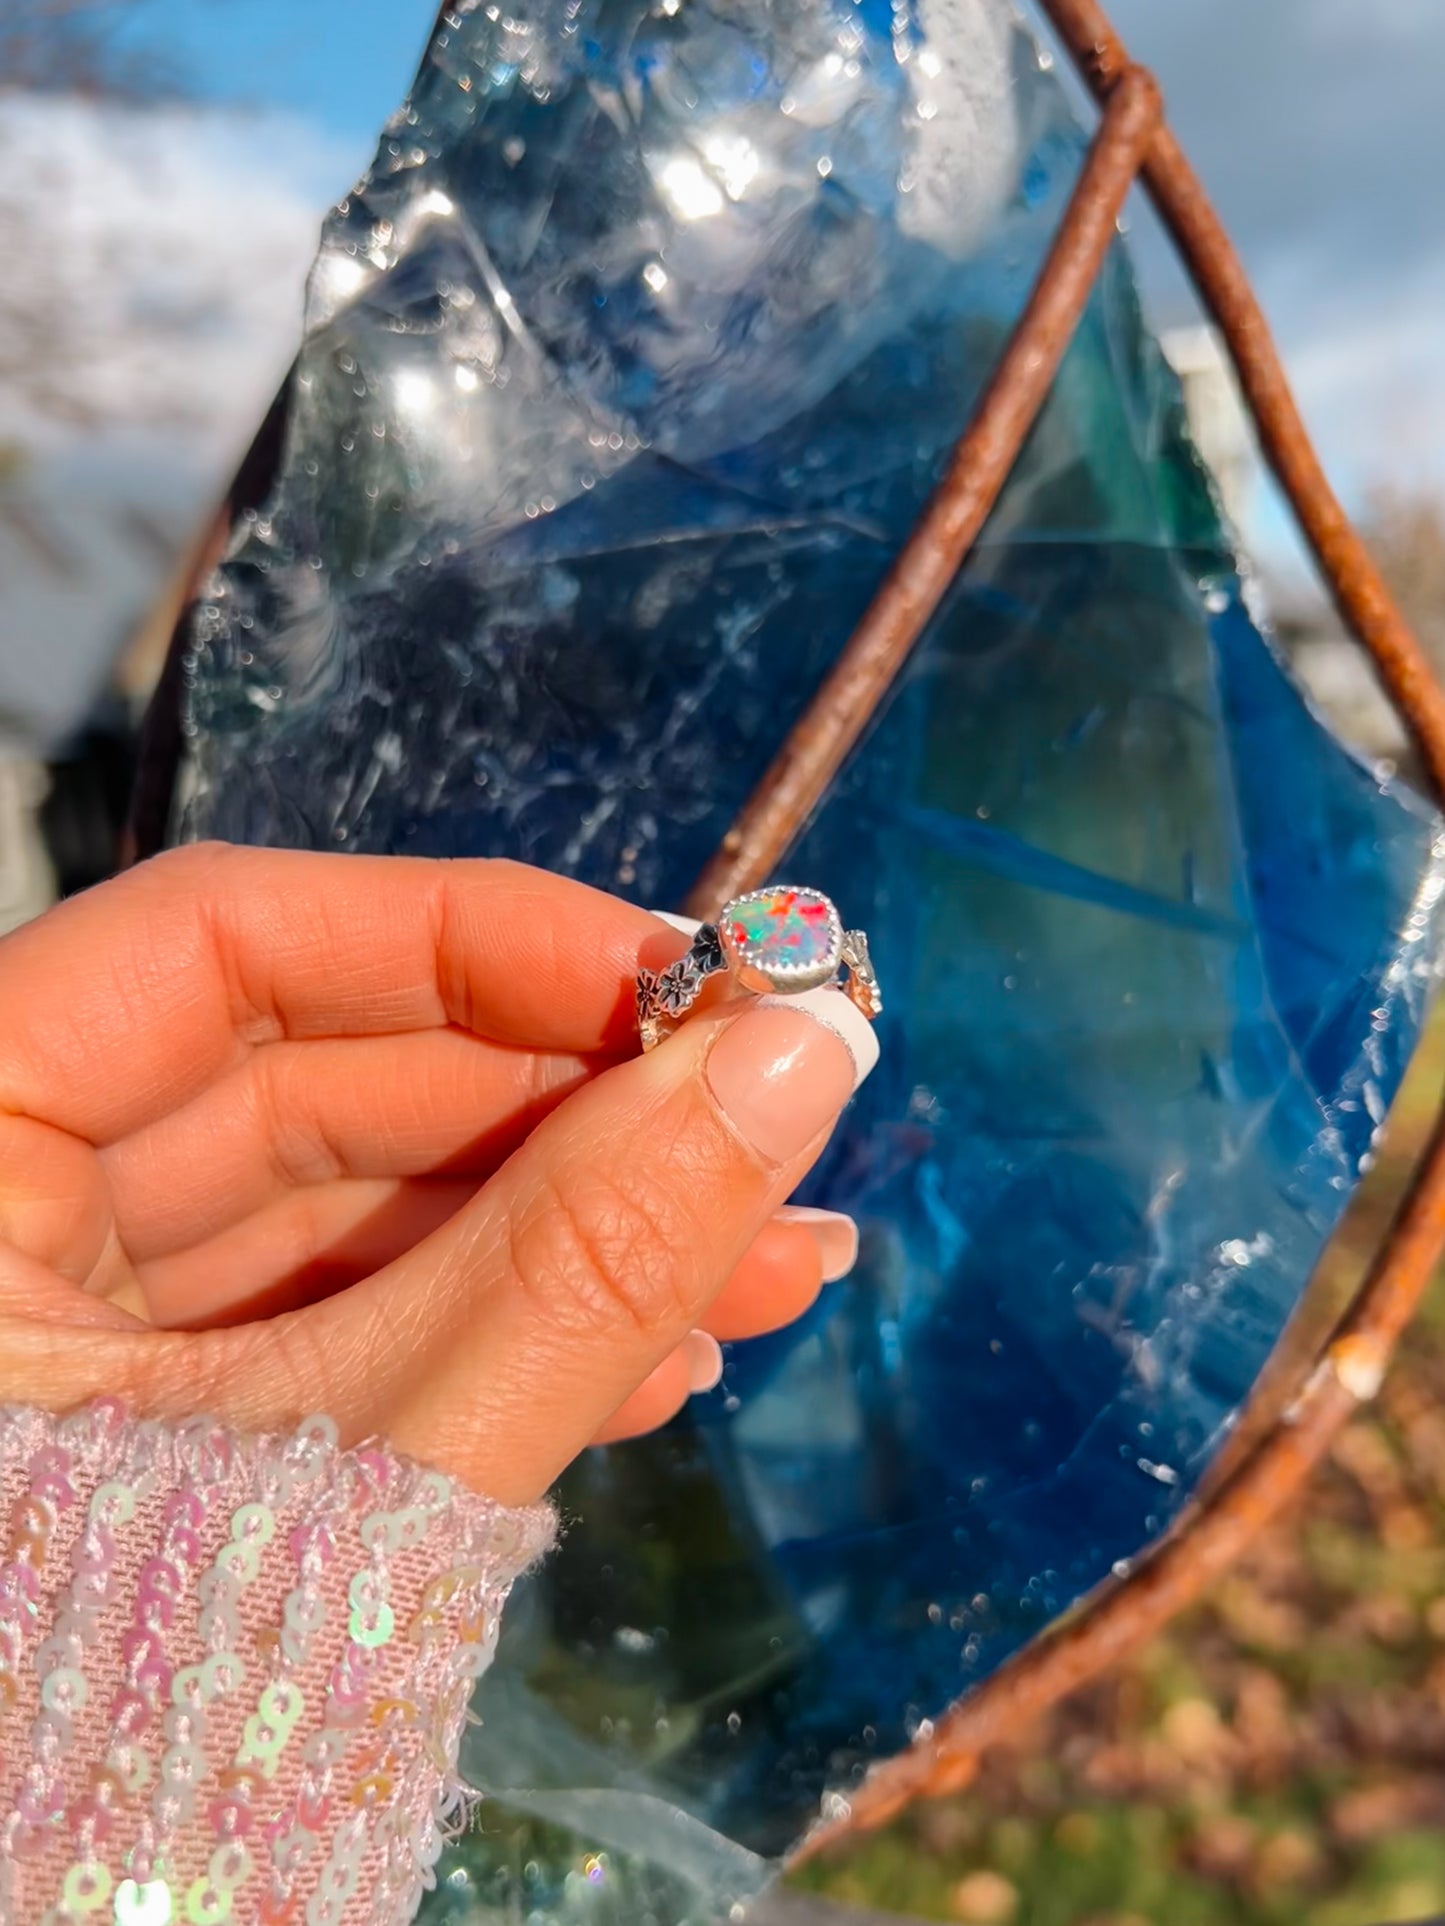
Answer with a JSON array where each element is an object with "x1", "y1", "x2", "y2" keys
[
  {"x1": 1101, "y1": 0, "x2": 1442, "y2": 297},
  {"x1": 0, "y1": 93, "x2": 355, "y2": 459},
  {"x1": 0, "y1": 95, "x2": 357, "y2": 750}
]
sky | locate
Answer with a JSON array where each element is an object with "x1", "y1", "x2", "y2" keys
[
  {"x1": 1105, "y1": 0, "x2": 1445, "y2": 567},
  {"x1": 114, "y1": 0, "x2": 438, "y2": 164},
  {"x1": 115, "y1": 0, "x2": 1445, "y2": 523},
  {"x1": 3, "y1": 0, "x2": 1442, "y2": 748}
]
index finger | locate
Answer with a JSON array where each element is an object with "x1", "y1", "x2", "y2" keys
[{"x1": 0, "y1": 843, "x2": 681, "y2": 1147}]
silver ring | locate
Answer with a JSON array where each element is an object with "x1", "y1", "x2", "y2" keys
[{"x1": 636, "y1": 885, "x2": 882, "y2": 1051}]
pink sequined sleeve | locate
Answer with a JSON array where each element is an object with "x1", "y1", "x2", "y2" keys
[{"x1": 0, "y1": 1399, "x2": 556, "y2": 1926}]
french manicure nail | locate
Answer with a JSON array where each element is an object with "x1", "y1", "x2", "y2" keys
[
  {"x1": 757, "y1": 984, "x2": 879, "y2": 1089},
  {"x1": 776, "y1": 1205, "x2": 860, "y2": 1282},
  {"x1": 706, "y1": 1003, "x2": 856, "y2": 1165},
  {"x1": 685, "y1": 1330, "x2": 724, "y2": 1393}
]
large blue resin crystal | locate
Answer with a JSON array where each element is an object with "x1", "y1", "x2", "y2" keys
[{"x1": 174, "y1": 0, "x2": 1445, "y2": 1916}]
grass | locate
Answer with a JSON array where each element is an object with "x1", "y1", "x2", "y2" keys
[{"x1": 792, "y1": 1029, "x2": 1445, "y2": 1926}]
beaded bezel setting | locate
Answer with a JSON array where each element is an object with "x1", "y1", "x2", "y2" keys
[{"x1": 718, "y1": 886, "x2": 844, "y2": 996}]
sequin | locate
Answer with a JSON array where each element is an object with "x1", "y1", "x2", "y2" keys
[
  {"x1": 67, "y1": 1794, "x2": 115, "y2": 1847},
  {"x1": 199, "y1": 1652, "x2": 246, "y2": 1701},
  {"x1": 156, "y1": 1487, "x2": 202, "y2": 1530},
  {"x1": 167, "y1": 1523, "x2": 203, "y2": 1567},
  {"x1": 236, "y1": 1717, "x2": 288, "y2": 1768},
  {"x1": 359, "y1": 1507, "x2": 427, "y2": 1554},
  {"x1": 14, "y1": 1492, "x2": 55, "y2": 1536},
  {"x1": 74, "y1": 1523, "x2": 117, "y2": 1576},
  {"x1": 183, "y1": 1879, "x2": 231, "y2": 1925},
  {"x1": 122, "y1": 1628, "x2": 168, "y2": 1682},
  {"x1": 299, "y1": 1730, "x2": 344, "y2": 1769},
  {"x1": 369, "y1": 1697, "x2": 418, "y2": 1727},
  {"x1": 419, "y1": 1573, "x2": 464, "y2": 1611},
  {"x1": 109, "y1": 1694, "x2": 152, "y2": 1741},
  {"x1": 160, "y1": 1742, "x2": 205, "y2": 1787},
  {"x1": 258, "y1": 1682, "x2": 304, "y2": 1729},
  {"x1": 214, "y1": 1543, "x2": 260, "y2": 1585},
  {"x1": 413, "y1": 1471, "x2": 451, "y2": 1512},
  {"x1": 113, "y1": 1878, "x2": 173, "y2": 1926},
  {"x1": 122, "y1": 1841, "x2": 156, "y2": 1882},
  {"x1": 281, "y1": 1594, "x2": 323, "y2": 1639},
  {"x1": 61, "y1": 1860, "x2": 112, "y2": 1912},
  {"x1": 295, "y1": 1787, "x2": 331, "y2": 1832},
  {"x1": 10, "y1": 1819, "x2": 49, "y2": 1861},
  {"x1": 136, "y1": 1557, "x2": 182, "y2": 1602},
  {"x1": 347, "y1": 1572, "x2": 379, "y2": 1617},
  {"x1": 89, "y1": 1481, "x2": 136, "y2": 1527},
  {"x1": 162, "y1": 1707, "x2": 197, "y2": 1748},
  {"x1": 0, "y1": 1559, "x2": 41, "y2": 1606},
  {"x1": 12, "y1": 1529, "x2": 48, "y2": 1569},
  {"x1": 295, "y1": 1415, "x2": 339, "y2": 1448},
  {"x1": 268, "y1": 1825, "x2": 315, "y2": 1875},
  {"x1": 0, "y1": 1394, "x2": 554, "y2": 1926},
  {"x1": 207, "y1": 1792, "x2": 253, "y2": 1840},
  {"x1": 207, "y1": 1844, "x2": 253, "y2": 1890},
  {"x1": 89, "y1": 1766, "x2": 125, "y2": 1805},
  {"x1": 37, "y1": 1631, "x2": 82, "y2": 1674},
  {"x1": 196, "y1": 1601, "x2": 241, "y2": 1649},
  {"x1": 136, "y1": 1592, "x2": 176, "y2": 1634},
  {"x1": 31, "y1": 1445, "x2": 77, "y2": 1506},
  {"x1": 353, "y1": 1448, "x2": 390, "y2": 1492},
  {"x1": 109, "y1": 1744, "x2": 153, "y2": 1795},
  {"x1": 40, "y1": 1664, "x2": 88, "y2": 1713},
  {"x1": 229, "y1": 1504, "x2": 274, "y2": 1547},
  {"x1": 18, "y1": 1774, "x2": 65, "y2": 1825},
  {"x1": 347, "y1": 1603, "x2": 394, "y2": 1649},
  {"x1": 170, "y1": 1664, "x2": 206, "y2": 1709}
]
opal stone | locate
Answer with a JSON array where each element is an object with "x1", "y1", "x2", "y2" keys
[
  {"x1": 724, "y1": 888, "x2": 839, "y2": 985},
  {"x1": 168, "y1": 0, "x2": 1445, "y2": 1920}
]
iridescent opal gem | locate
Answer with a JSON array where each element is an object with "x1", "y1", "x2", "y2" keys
[{"x1": 719, "y1": 886, "x2": 843, "y2": 994}]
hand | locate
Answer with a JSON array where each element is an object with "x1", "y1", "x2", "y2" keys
[{"x1": 0, "y1": 845, "x2": 868, "y2": 1504}]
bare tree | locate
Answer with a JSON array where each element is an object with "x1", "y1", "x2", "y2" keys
[{"x1": 1361, "y1": 485, "x2": 1445, "y2": 676}]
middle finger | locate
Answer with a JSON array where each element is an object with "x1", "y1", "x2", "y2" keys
[{"x1": 104, "y1": 1028, "x2": 601, "y2": 1261}]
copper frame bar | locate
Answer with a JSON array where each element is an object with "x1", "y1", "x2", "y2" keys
[
  {"x1": 1041, "y1": 0, "x2": 1445, "y2": 794},
  {"x1": 788, "y1": 0, "x2": 1445, "y2": 1850},
  {"x1": 682, "y1": 63, "x2": 1163, "y2": 916}
]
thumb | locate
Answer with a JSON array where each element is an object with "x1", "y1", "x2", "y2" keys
[{"x1": 372, "y1": 989, "x2": 873, "y2": 1502}]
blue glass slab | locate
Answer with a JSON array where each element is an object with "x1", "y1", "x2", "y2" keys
[{"x1": 172, "y1": 0, "x2": 1445, "y2": 1917}]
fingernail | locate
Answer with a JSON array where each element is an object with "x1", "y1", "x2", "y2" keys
[
  {"x1": 757, "y1": 985, "x2": 879, "y2": 1088},
  {"x1": 685, "y1": 1330, "x2": 724, "y2": 1393},
  {"x1": 776, "y1": 1206, "x2": 860, "y2": 1282},
  {"x1": 706, "y1": 1003, "x2": 857, "y2": 1164}
]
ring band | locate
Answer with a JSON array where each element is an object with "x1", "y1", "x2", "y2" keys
[{"x1": 636, "y1": 886, "x2": 882, "y2": 1051}]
